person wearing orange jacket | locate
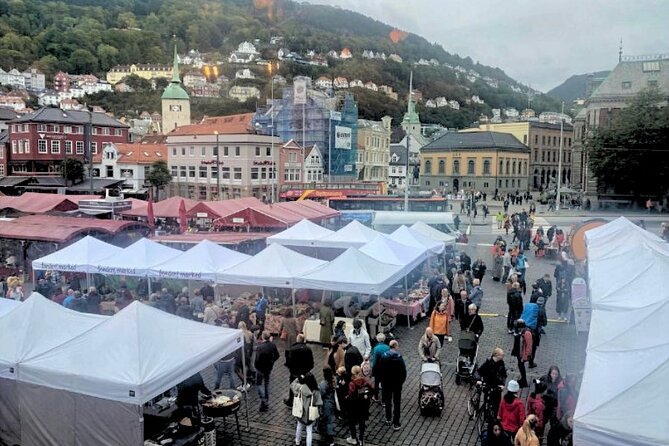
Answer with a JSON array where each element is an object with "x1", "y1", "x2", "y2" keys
[{"x1": 429, "y1": 290, "x2": 454, "y2": 345}]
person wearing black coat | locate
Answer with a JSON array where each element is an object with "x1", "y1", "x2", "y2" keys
[
  {"x1": 506, "y1": 283, "x2": 524, "y2": 333},
  {"x1": 343, "y1": 340, "x2": 363, "y2": 380},
  {"x1": 254, "y1": 331, "x2": 280, "y2": 412},
  {"x1": 537, "y1": 275, "x2": 553, "y2": 301},
  {"x1": 284, "y1": 334, "x2": 314, "y2": 406},
  {"x1": 377, "y1": 340, "x2": 407, "y2": 429},
  {"x1": 176, "y1": 372, "x2": 212, "y2": 421},
  {"x1": 477, "y1": 348, "x2": 507, "y2": 416},
  {"x1": 454, "y1": 290, "x2": 473, "y2": 331}
]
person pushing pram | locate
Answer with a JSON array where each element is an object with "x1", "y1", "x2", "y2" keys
[{"x1": 456, "y1": 304, "x2": 484, "y2": 385}]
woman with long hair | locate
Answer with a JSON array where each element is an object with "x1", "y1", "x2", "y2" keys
[
  {"x1": 514, "y1": 414, "x2": 540, "y2": 446},
  {"x1": 290, "y1": 372, "x2": 322, "y2": 446},
  {"x1": 319, "y1": 367, "x2": 336, "y2": 446}
]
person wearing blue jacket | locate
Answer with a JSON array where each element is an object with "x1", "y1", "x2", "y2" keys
[
  {"x1": 370, "y1": 332, "x2": 390, "y2": 403},
  {"x1": 520, "y1": 297, "x2": 547, "y2": 369},
  {"x1": 377, "y1": 340, "x2": 407, "y2": 431}
]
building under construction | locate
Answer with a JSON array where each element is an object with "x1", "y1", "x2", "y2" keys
[{"x1": 253, "y1": 85, "x2": 358, "y2": 181}]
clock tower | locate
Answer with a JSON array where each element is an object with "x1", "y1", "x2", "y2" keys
[{"x1": 161, "y1": 44, "x2": 191, "y2": 133}]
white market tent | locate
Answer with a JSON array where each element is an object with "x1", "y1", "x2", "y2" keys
[
  {"x1": 359, "y1": 233, "x2": 427, "y2": 269},
  {"x1": 0, "y1": 293, "x2": 107, "y2": 446},
  {"x1": 0, "y1": 298, "x2": 19, "y2": 317},
  {"x1": 31, "y1": 235, "x2": 123, "y2": 273},
  {"x1": 410, "y1": 221, "x2": 457, "y2": 246},
  {"x1": 266, "y1": 218, "x2": 334, "y2": 247},
  {"x1": 574, "y1": 217, "x2": 669, "y2": 446},
  {"x1": 94, "y1": 237, "x2": 182, "y2": 276},
  {"x1": 17, "y1": 301, "x2": 243, "y2": 446},
  {"x1": 313, "y1": 220, "x2": 381, "y2": 249},
  {"x1": 148, "y1": 239, "x2": 250, "y2": 282},
  {"x1": 293, "y1": 247, "x2": 405, "y2": 295},
  {"x1": 218, "y1": 243, "x2": 327, "y2": 288},
  {"x1": 389, "y1": 225, "x2": 445, "y2": 255}
]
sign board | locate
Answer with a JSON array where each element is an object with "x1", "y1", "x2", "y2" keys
[
  {"x1": 196, "y1": 212, "x2": 209, "y2": 218},
  {"x1": 571, "y1": 277, "x2": 590, "y2": 333},
  {"x1": 293, "y1": 79, "x2": 307, "y2": 105},
  {"x1": 330, "y1": 111, "x2": 341, "y2": 121},
  {"x1": 335, "y1": 126, "x2": 352, "y2": 150},
  {"x1": 574, "y1": 307, "x2": 591, "y2": 333},
  {"x1": 344, "y1": 164, "x2": 353, "y2": 172},
  {"x1": 232, "y1": 217, "x2": 245, "y2": 224}
]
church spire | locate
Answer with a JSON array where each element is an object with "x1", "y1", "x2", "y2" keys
[
  {"x1": 618, "y1": 38, "x2": 623, "y2": 62},
  {"x1": 172, "y1": 42, "x2": 180, "y2": 83}
]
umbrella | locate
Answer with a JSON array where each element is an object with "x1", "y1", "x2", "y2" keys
[
  {"x1": 146, "y1": 197, "x2": 155, "y2": 230},
  {"x1": 178, "y1": 199, "x2": 188, "y2": 233}
]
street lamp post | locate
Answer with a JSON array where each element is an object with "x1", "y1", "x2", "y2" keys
[
  {"x1": 268, "y1": 61, "x2": 279, "y2": 202},
  {"x1": 556, "y1": 102, "x2": 565, "y2": 211},
  {"x1": 86, "y1": 108, "x2": 94, "y2": 194},
  {"x1": 214, "y1": 131, "x2": 220, "y2": 199}
]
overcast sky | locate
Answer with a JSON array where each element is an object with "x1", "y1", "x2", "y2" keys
[{"x1": 305, "y1": 0, "x2": 669, "y2": 92}]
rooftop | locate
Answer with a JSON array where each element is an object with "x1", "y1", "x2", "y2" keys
[
  {"x1": 421, "y1": 131, "x2": 529, "y2": 153},
  {"x1": 8, "y1": 107, "x2": 128, "y2": 128},
  {"x1": 590, "y1": 56, "x2": 669, "y2": 99},
  {"x1": 93, "y1": 143, "x2": 167, "y2": 164},
  {"x1": 169, "y1": 113, "x2": 255, "y2": 136}
]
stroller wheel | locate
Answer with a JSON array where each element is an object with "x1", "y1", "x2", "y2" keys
[{"x1": 455, "y1": 376, "x2": 461, "y2": 385}]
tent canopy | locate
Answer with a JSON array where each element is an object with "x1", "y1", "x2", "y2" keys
[
  {"x1": 0, "y1": 293, "x2": 106, "y2": 379},
  {"x1": 217, "y1": 243, "x2": 327, "y2": 288},
  {"x1": 122, "y1": 196, "x2": 199, "y2": 218},
  {"x1": 32, "y1": 235, "x2": 123, "y2": 273},
  {"x1": 574, "y1": 217, "x2": 669, "y2": 446},
  {"x1": 0, "y1": 298, "x2": 19, "y2": 317},
  {"x1": 389, "y1": 225, "x2": 445, "y2": 255},
  {"x1": 359, "y1": 233, "x2": 427, "y2": 267},
  {"x1": 410, "y1": 221, "x2": 457, "y2": 245},
  {"x1": 266, "y1": 219, "x2": 334, "y2": 247},
  {"x1": 95, "y1": 238, "x2": 182, "y2": 276},
  {"x1": 149, "y1": 239, "x2": 250, "y2": 281},
  {"x1": 314, "y1": 220, "x2": 381, "y2": 249},
  {"x1": 18, "y1": 301, "x2": 242, "y2": 405},
  {"x1": 293, "y1": 248, "x2": 405, "y2": 295}
]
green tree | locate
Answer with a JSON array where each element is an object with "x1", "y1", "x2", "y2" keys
[
  {"x1": 586, "y1": 88, "x2": 669, "y2": 199},
  {"x1": 62, "y1": 158, "x2": 85, "y2": 186},
  {"x1": 122, "y1": 74, "x2": 152, "y2": 92},
  {"x1": 147, "y1": 160, "x2": 172, "y2": 200},
  {"x1": 68, "y1": 48, "x2": 98, "y2": 74},
  {"x1": 96, "y1": 44, "x2": 119, "y2": 71}
]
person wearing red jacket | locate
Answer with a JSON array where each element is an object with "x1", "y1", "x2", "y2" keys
[
  {"x1": 526, "y1": 380, "x2": 546, "y2": 442},
  {"x1": 498, "y1": 380, "x2": 525, "y2": 439},
  {"x1": 511, "y1": 319, "x2": 533, "y2": 388}
]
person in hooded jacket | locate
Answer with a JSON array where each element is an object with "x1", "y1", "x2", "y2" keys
[
  {"x1": 290, "y1": 372, "x2": 322, "y2": 446},
  {"x1": 498, "y1": 380, "x2": 525, "y2": 439},
  {"x1": 507, "y1": 282, "x2": 524, "y2": 333},
  {"x1": 526, "y1": 380, "x2": 547, "y2": 442},
  {"x1": 377, "y1": 340, "x2": 406, "y2": 430},
  {"x1": 284, "y1": 334, "x2": 314, "y2": 407},
  {"x1": 511, "y1": 319, "x2": 533, "y2": 388},
  {"x1": 346, "y1": 365, "x2": 374, "y2": 445},
  {"x1": 349, "y1": 318, "x2": 371, "y2": 358}
]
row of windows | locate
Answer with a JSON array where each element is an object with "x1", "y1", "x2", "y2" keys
[
  {"x1": 424, "y1": 179, "x2": 522, "y2": 189},
  {"x1": 170, "y1": 165, "x2": 277, "y2": 181},
  {"x1": 424, "y1": 159, "x2": 494, "y2": 175},
  {"x1": 533, "y1": 134, "x2": 572, "y2": 148},
  {"x1": 11, "y1": 124, "x2": 123, "y2": 136},
  {"x1": 533, "y1": 150, "x2": 573, "y2": 164},
  {"x1": 171, "y1": 146, "x2": 272, "y2": 158}
]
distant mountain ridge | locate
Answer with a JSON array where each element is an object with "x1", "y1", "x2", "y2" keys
[{"x1": 547, "y1": 71, "x2": 610, "y2": 103}]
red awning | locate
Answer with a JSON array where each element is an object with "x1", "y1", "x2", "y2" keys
[
  {"x1": 0, "y1": 192, "x2": 102, "y2": 214},
  {"x1": 272, "y1": 201, "x2": 340, "y2": 221},
  {"x1": 186, "y1": 197, "x2": 264, "y2": 219},
  {"x1": 290, "y1": 200, "x2": 340, "y2": 219},
  {"x1": 213, "y1": 206, "x2": 298, "y2": 229},
  {"x1": 122, "y1": 196, "x2": 200, "y2": 218},
  {"x1": 0, "y1": 215, "x2": 147, "y2": 243}
]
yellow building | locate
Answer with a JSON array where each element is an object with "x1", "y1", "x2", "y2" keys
[
  {"x1": 356, "y1": 116, "x2": 392, "y2": 185},
  {"x1": 420, "y1": 131, "x2": 530, "y2": 194},
  {"x1": 106, "y1": 63, "x2": 172, "y2": 85}
]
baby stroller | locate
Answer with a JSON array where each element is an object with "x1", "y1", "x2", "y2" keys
[
  {"x1": 419, "y1": 362, "x2": 444, "y2": 416},
  {"x1": 455, "y1": 331, "x2": 479, "y2": 385}
]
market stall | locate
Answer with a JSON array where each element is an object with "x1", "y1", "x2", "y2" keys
[
  {"x1": 266, "y1": 218, "x2": 334, "y2": 247},
  {"x1": 95, "y1": 238, "x2": 182, "y2": 276},
  {"x1": 312, "y1": 220, "x2": 381, "y2": 249},
  {"x1": 380, "y1": 284, "x2": 430, "y2": 326},
  {"x1": 17, "y1": 301, "x2": 243, "y2": 446},
  {"x1": 389, "y1": 225, "x2": 445, "y2": 255},
  {"x1": 0, "y1": 293, "x2": 107, "y2": 446},
  {"x1": 148, "y1": 239, "x2": 250, "y2": 282},
  {"x1": 31, "y1": 235, "x2": 123, "y2": 274},
  {"x1": 410, "y1": 221, "x2": 457, "y2": 246}
]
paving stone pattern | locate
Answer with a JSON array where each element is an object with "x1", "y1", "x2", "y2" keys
[{"x1": 205, "y1": 233, "x2": 587, "y2": 445}]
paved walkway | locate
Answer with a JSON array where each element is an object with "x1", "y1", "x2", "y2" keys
[{"x1": 206, "y1": 232, "x2": 587, "y2": 445}]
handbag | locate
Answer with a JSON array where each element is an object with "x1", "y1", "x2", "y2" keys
[
  {"x1": 291, "y1": 390, "x2": 303, "y2": 418},
  {"x1": 308, "y1": 395, "x2": 319, "y2": 422}
]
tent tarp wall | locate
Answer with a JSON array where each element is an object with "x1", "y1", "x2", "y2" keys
[
  {"x1": 0, "y1": 378, "x2": 19, "y2": 446},
  {"x1": 19, "y1": 382, "x2": 142, "y2": 446}
]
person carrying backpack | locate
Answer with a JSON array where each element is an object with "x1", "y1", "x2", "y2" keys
[{"x1": 346, "y1": 365, "x2": 374, "y2": 445}]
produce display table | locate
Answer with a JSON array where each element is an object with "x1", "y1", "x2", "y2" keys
[{"x1": 381, "y1": 287, "x2": 430, "y2": 327}]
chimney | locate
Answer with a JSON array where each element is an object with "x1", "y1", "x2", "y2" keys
[{"x1": 381, "y1": 115, "x2": 392, "y2": 131}]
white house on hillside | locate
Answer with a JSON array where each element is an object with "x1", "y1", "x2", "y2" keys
[{"x1": 304, "y1": 144, "x2": 324, "y2": 182}]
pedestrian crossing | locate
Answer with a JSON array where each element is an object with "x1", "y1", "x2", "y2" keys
[{"x1": 491, "y1": 216, "x2": 550, "y2": 235}]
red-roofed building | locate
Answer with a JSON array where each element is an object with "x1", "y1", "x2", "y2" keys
[
  {"x1": 92, "y1": 142, "x2": 167, "y2": 193},
  {"x1": 166, "y1": 113, "x2": 280, "y2": 200}
]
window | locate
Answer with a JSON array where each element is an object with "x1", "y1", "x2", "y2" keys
[
  {"x1": 499, "y1": 160, "x2": 503, "y2": 174},
  {"x1": 424, "y1": 160, "x2": 432, "y2": 175},
  {"x1": 188, "y1": 166, "x2": 195, "y2": 177},
  {"x1": 38, "y1": 140, "x2": 47, "y2": 153},
  {"x1": 223, "y1": 146, "x2": 229, "y2": 157},
  {"x1": 266, "y1": 147, "x2": 271, "y2": 157},
  {"x1": 642, "y1": 61, "x2": 660, "y2": 72},
  {"x1": 483, "y1": 160, "x2": 491, "y2": 175},
  {"x1": 172, "y1": 147, "x2": 177, "y2": 156},
  {"x1": 542, "y1": 135, "x2": 545, "y2": 145},
  {"x1": 180, "y1": 166, "x2": 187, "y2": 177},
  {"x1": 512, "y1": 161, "x2": 516, "y2": 175},
  {"x1": 221, "y1": 167, "x2": 230, "y2": 179},
  {"x1": 76, "y1": 141, "x2": 84, "y2": 154},
  {"x1": 261, "y1": 168, "x2": 267, "y2": 180},
  {"x1": 91, "y1": 142, "x2": 97, "y2": 154},
  {"x1": 37, "y1": 124, "x2": 46, "y2": 132},
  {"x1": 115, "y1": 129, "x2": 123, "y2": 136},
  {"x1": 103, "y1": 127, "x2": 110, "y2": 135},
  {"x1": 552, "y1": 136, "x2": 557, "y2": 146},
  {"x1": 199, "y1": 166, "x2": 208, "y2": 178},
  {"x1": 288, "y1": 152, "x2": 297, "y2": 162},
  {"x1": 523, "y1": 135, "x2": 527, "y2": 144},
  {"x1": 648, "y1": 80, "x2": 658, "y2": 88},
  {"x1": 541, "y1": 151, "x2": 545, "y2": 162},
  {"x1": 201, "y1": 147, "x2": 206, "y2": 157},
  {"x1": 438, "y1": 160, "x2": 445, "y2": 174},
  {"x1": 534, "y1": 135, "x2": 538, "y2": 144},
  {"x1": 251, "y1": 167, "x2": 259, "y2": 180},
  {"x1": 512, "y1": 179, "x2": 515, "y2": 187},
  {"x1": 189, "y1": 146, "x2": 194, "y2": 156},
  {"x1": 64, "y1": 126, "x2": 72, "y2": 134},
  {"x1": 23, "y1": 140, "x2": 30, "y2": 153},
  {"x1": 233, "y1": 167, "x2": 242, "y2": 180},
  {"x1": 255, "y1": 147, "x2": 261, "y2": 157},
  {"x1": 120, "y1": 168, "x2": 134, "y2": 178},
  {"x1": 453, "y1": 160, "x2": 460, "y2": 174},
  {"x1": 0, "y1": 165, "x2": 4, "y2": 176},
  {"x1": 11, "y1": 141, "x2": 16, "y2": 154},
  {"x1": 235, "y1": 146, "x2": 240, "y2": 157},
  {"x1": 92, "y1": 127, "x2": 98, "y2": 135},
  {"x1": 534, "y1": 150, "x2": 538, "y2": 162},
  {"x1": 621, "y1": 81, "x2": 631, "y2": 89},
  {"x1": 568, "y1": 138, "x2": 572, "y2": 146},
  {"x1": 65, "y1": 141, "x2": 73, "y2": 154},
  {"x1": 171, "y1": 166, "x2": 178, "y2": 177},
  {"x1": 467, "y1": 160, "x2": 475, "y2": 174},
  {"x1": 50, "y1": 140, "x2": 60, "y2": 154},
  {"x1": 553, "y1": 151, "x2": 557, "y2": 163},
  {"x1": 505, "y1": 160, "x2": 510, "y2": 175}
]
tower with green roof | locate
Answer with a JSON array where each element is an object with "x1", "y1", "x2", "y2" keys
[{"x1": 161, "y1": 44, "x2": 191, "y2": 133}]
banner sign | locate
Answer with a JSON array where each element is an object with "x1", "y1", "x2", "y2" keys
[
  {"x1": 335, "y1": 126, "x2": 352, "y2": 150},
  {"x1": 294, "y1": 79, "x2": 307, "y2": 105}
]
